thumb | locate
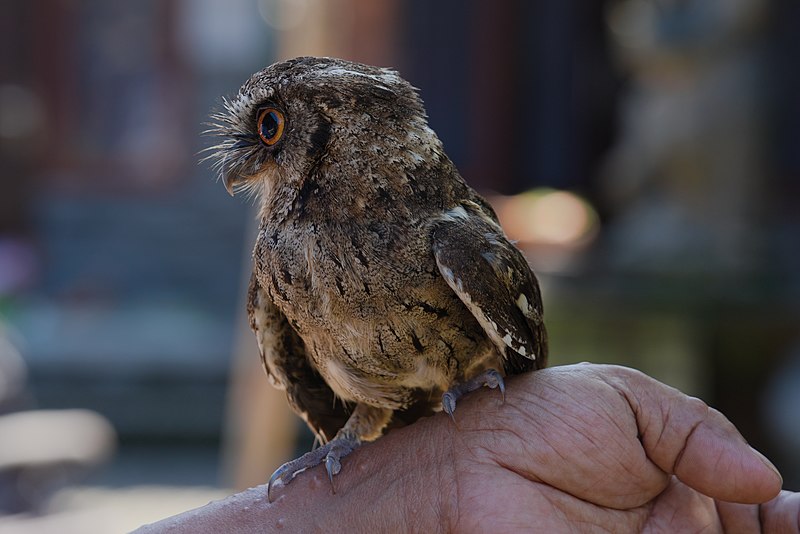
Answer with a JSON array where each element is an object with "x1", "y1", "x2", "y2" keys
[{"x1": 608, "y1": 366, "x2": 782, "y2": 504}]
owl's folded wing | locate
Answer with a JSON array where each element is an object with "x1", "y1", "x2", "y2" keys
[
  {"x1": 247, "y1": 273, "x2": 352, "y2": 443},
  {"x1": 431, "y1": 202, "x2": 548, "y2": 374}
]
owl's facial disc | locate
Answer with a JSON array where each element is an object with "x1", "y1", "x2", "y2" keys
[
  {"x1": 222, "y1": 104, "x2": 287, "y2": 196},
  {"x1": 212, "y1": 57, "x2": 431, "y2": 199}
]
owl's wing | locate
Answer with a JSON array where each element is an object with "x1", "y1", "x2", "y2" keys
[
  {"x1": 247, "y1": 273, "x2": 352, "y2": 443},
  {"x1": 432, "y1": 202, "x2": 548, "y2": 374}
]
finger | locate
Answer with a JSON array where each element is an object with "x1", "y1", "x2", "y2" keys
[
  {"x1": 760, "y1": 490, "x2": 800, "y2": 533},
  {"x1": 645, "y1": 477, "x2": 721, "y2": 532},
  {"x1": 606, "y1": 365, "x2": 783, "y2": 504},
  {"x1": 715, "y1": 500, "x2": 761, "y2": 533}
]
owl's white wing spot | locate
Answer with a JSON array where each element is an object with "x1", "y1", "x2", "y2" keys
[
  {"x1": 435, "y1": 253, "x2": 533, "y2": 360},
  {"x1": 516, "y1": 293, "x2": 532, "y2": 316},
  {"x1": 501, "y1": 333, "x2": 527, "y2": 356},
  {"x1": 440, "y1": 206, "x2": 469, "y2": 223},
  {"x1": 433, "y1": 204, "x2": 547, "y2": 367}
]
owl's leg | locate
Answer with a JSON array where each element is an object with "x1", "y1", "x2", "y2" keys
[
  {"x1": 267, "y1": 403, "x2": 392, "y2": 502},
  {"x1": 441, "y1": 368, "x2": 505, "y2": 422}
]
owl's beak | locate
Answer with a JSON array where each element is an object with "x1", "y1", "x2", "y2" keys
[
  {"x1": 223, "y1": 173, "x2": 240, "y2": 196},
  {"x1": 221, "y1": 139, "x2": 256, "y2": 196}
]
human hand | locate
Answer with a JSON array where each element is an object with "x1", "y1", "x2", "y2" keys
[
  {"x1": 137, "y1": 364, "x2": 798, "y2": 532},
  {"x1": 427, "y1": 363, "x2": 794, "y2": 532}
]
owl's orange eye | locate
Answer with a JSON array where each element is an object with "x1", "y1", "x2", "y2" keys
[{"x1": 257, "y1": 107, "x2": 285, "y2": 146}]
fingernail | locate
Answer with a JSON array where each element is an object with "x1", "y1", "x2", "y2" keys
[{"x1": 750, "y1": 446, "x2": 783, "y2": 483}]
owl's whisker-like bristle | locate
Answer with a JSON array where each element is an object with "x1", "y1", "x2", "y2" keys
[
  {"x1": 232, "y1": 176, "x2": 265, "y2": 204},
  {"x1": 196, "y1": 143, "x2": 229, "y2": 156},
  {"x1": 199, "y1": 95, "x2": 264, "y2": 186}
]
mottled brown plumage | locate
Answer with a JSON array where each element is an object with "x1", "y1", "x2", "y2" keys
[{"x1": 207, "y1": 56, "x2": 547, "y2": 496}]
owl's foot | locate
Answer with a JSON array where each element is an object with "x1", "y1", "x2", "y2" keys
[
  {"x1": 267, "y1": 435, "x2": 360, "y2": 502},
  {"x1": 442, "y1": 368, "x2": 505, "y2": 423}
]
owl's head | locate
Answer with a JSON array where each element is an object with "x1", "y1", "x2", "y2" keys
[{"x1": 206, "y1": 57, "x2": 438, "y2": 198}]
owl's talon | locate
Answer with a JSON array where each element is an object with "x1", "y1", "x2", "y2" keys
[
  {"x1": 267, "y1": 463, "x2": 294, "y2": 503},
  {"x1": 442, "y1": 392, "x2": 456, "y2": 418},
  {"x1": 483, "y1": 369, "x2": 506, "y2": 403},
  {"x1": 442, "y1": 368, "x2": 506, "y2": 422},
  {"x1": 325, "y1": 455, "x2": 340, "y2": 492},
  {"x1": 267, "y1": 436, "x2": 359, "y2": 502}
]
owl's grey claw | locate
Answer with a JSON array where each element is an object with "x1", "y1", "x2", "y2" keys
[
  {"x1": 267, "y1": 436, "x2": 360, "y2": 502},
  {"x1": 441, "y1": 368, "x2": 506, "y2": 422},
  {"x1": 488, "y1": 370, "x2": 506, "y2": 403},
  {"x1": 325, "y1": 455, "x2": 340, "y2": 490},
  {"x1": 267, "y1": 463, "x2": 294, "y2": 503},
  {"x1": 442, "y1": 391, "x2": 457, "y2": 422}
]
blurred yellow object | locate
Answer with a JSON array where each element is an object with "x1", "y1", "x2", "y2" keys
[{"x1": 493, "y1": 189, "x2": 600, "y2": 248}]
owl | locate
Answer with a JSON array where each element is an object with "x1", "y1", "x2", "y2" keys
[{"x1": 208, "y1": 57, "x2": 547, "y2": 499}]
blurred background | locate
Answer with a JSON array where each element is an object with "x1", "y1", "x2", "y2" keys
[{"x1": 0, "y1": 0, "x2": 798, "y2": 531}]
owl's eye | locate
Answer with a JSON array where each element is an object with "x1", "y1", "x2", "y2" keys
[{"x1": 257, "y1": 107, "x2": 285, "y2": 146}]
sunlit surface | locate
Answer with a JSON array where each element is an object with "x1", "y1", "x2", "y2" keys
[
  {"x1": 0, "y1": 486, "x2": 228, "y2": 534},
  {"x1": 0, "y1": 410, "x2": 114, "y2": 468}
]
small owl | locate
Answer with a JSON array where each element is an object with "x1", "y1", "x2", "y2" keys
[{"x1": 208, "y1": 57, "x2": 547, "y2": 498}]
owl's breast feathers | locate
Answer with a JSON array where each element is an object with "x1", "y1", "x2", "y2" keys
[
  {"x1": 251, "y1": 175, "x2": 546, "y2": 408},
  {"x1": 252, "y1": 196, "x2": 494, "y2": 408}
]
